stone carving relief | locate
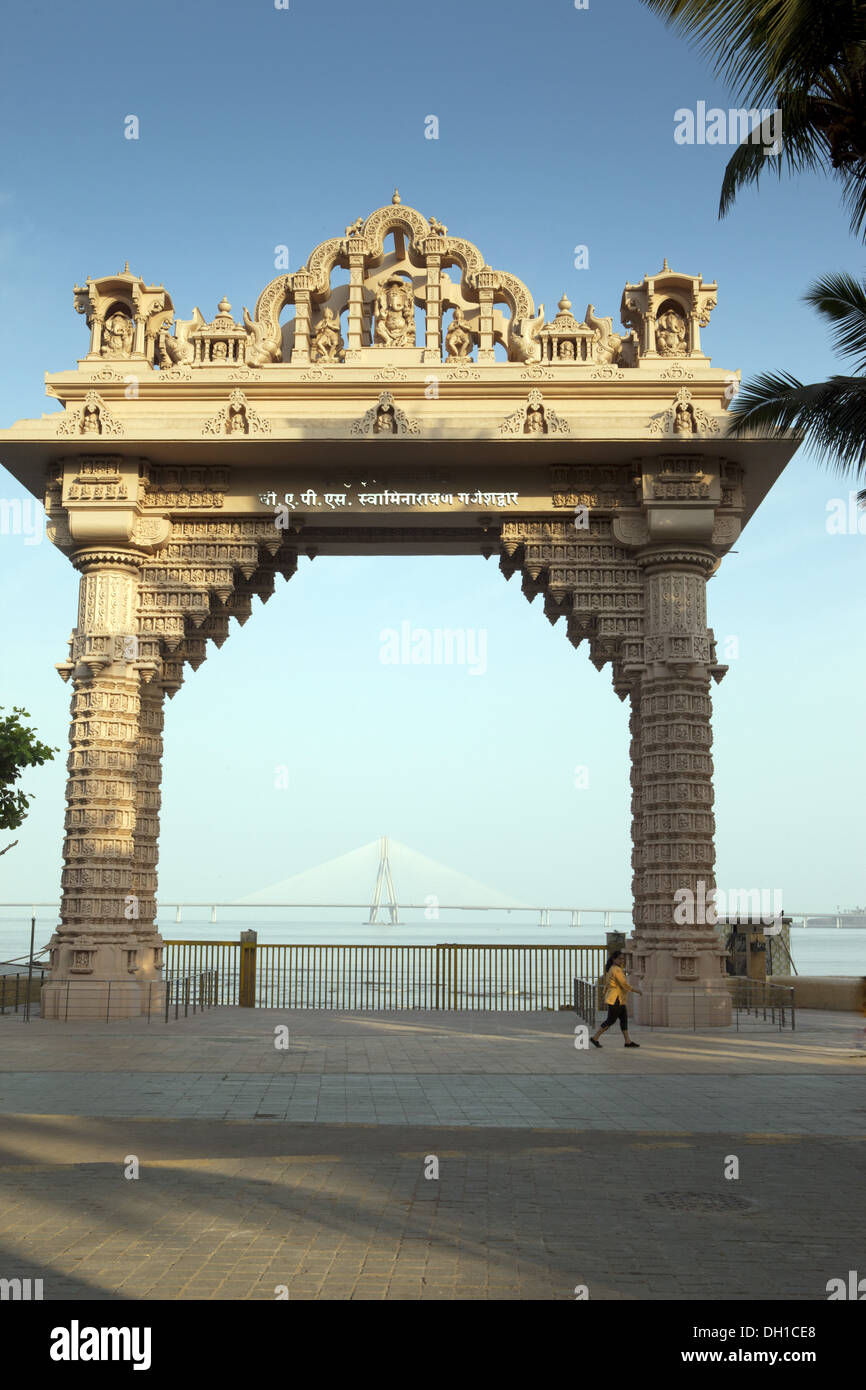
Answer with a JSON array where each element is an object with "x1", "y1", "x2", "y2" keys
[
  {"x1": 585, "y1": 304, "x2": 635, "y2": 366},
  {"x1": 57, "y1": 391, "x2": 124, "y2": 437},
  {"x1": 203, "y1": 390, "x2": 271, "y2": 436},
  {"x1": 656, "y1": 305, "x2": 688, "y2": 358},
  {"x1": 650, "y1": 388, "x2": 721, "y2": 438},
  {"x1": 621, "y1": 260, "x2": 718, "y2": 360},
  {"x1": 444, "y1": 307, "x2": 475, "y2": 361},
  {"x1": 141, "y1": 465, "x2": 229, "y2": 510},
  {"x1": 499, "y1": 390, "x2": 570, "y2": 436},
  {"x1": 350, "y1": 391, "x2": 420, "y2": 436},
  {"x1": 310, "y1": 308, "x2": 345, "y2": 362},
  {"x1": 73, "y1": 266, "x2": 173, "y2": 364},
  {"x1": 101, "y1": 310, "x2": 135, "y2": 358},
  {"x1": 374, "y1": 276, "x2": 416, "y2": 347}
]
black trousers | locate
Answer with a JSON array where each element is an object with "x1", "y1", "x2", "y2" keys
[{"x1": 601, "y1": 1002, "x2": 628, "y2": 1032}]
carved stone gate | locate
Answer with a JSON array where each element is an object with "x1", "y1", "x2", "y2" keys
[{"x1": 0, "y1": 193, "x2": 796, "y2": 1023}]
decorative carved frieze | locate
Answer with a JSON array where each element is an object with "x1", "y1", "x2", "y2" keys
[
  {"x1": 650, "y1": 388, "x2": 722, "y2": 438},
  {"x1": 351, "y1": 391, "x2": 420, "y2": 436},
  {"x1": 57, "y1": 391, "x2": 124, "y2": 437},
  {"x1": 203, "y1": 390, "x2": 271, "y2": 436},
  {"x1": 499, "y1": 390, "x2": 570, "y2": 436}
]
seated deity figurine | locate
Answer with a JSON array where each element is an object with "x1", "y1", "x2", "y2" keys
[
  {"x1": 211, "y1": 340, "x2": 229, "y2": 362},
  {"x1": 311, "y1": 307, "x2": 344, "y2": 362},
  {"x1": 81, "y1": 403, "x2": 101, "y2": 434},
  {"x1": 524, "y1": 406, "x2": 546, "y2": 434},
  {"x1": 558, "y1": 339, "x2": 576, "y2": 361},
  {"x1": 673, "y1": 402, "x2": 696, "y2": 435},
  {"x1": 101, "y1": 311, "x2": 134, "y2": 357},
  {"x1": 228, "y1": 404, "x2": 247, "y2": 434},
  {"x1": 657, "y1": 307, "x2": 687, "y2": 357},
  {"x1": 374, "y1": 277, "x2": 415, "y2": 347},
  {"x1": 444, "y1": 307, "x2": 474, "y2": 361},
  {"x1": 374, "y1": 403, "x2": 397, "y2": 434}
]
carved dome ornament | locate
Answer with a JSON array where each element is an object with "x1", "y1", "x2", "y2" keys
[{"x1": 245, "y1": 196, "x2": 543, "y2": 366}]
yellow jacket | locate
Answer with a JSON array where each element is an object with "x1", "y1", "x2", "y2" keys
[{"x1": 603, "y1": 964, "x2": 635, "y2": 1006}]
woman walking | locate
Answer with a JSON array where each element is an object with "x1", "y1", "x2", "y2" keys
[{"x1": 590, "y1": 950, "x2": 641, "y2": 1048}]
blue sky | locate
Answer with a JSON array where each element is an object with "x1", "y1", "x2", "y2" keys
[{"x1": 0, "y1": 0, "x2": 864, "y2": 913}]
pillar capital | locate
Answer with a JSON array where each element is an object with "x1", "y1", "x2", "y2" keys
[
  {"x1": 71, "y1": 546, "x2": 148, "y2": 574},
  {"x1": 634, "y1": 545, "x2": 718, "y2": 577}
]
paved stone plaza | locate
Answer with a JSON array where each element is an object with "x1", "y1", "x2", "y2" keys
[{"x1": 0, "y1": 1008, "x2": 863, "y2": 1299}]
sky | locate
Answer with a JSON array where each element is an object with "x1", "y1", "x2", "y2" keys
[{"x1": 0, "y1": 0, "x2": 864, "y2": 915}]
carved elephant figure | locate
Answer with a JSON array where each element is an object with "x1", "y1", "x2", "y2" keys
[
  {"x1": 584, "y1": 303, "x2": 625, "y2": 365},
  {"x1": 509, "y1": 306, "x2": 545, "y2": 363},
  {"x1": 243, "y1": 307, "x2": 282, "y2": 366}
]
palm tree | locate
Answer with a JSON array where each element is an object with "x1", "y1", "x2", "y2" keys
[
  {"x1": 640, "y1": 0, "x2": 866, "y2": 238},
  {"x1": 726, "y1": 271, "x2": 866, "y2": 502}
]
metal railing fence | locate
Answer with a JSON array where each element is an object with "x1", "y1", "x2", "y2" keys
[
  {"x1": 165, "y1": 940, "x2": 608, "y2": 1011},
  {"x1": 0, "y1": 969, "x2": 47, "y2": 1015},
  {"x1": 36, "y1": 971, "x2": 218, "y2": 1024},
  {"x1": 573, "y1": 976, "x2": 796, "y2": 1032}
]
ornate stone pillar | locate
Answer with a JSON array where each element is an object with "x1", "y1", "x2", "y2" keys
[
  {"x1": 290, "y1": 275, "x2": 313, "y2": 363},
  {"x1": 423, "y1": 252, "x2": 442, "y2": 363},
  {"x1": 346, "y1": 252, "x2": 366, "y2": 353},
  {"x1": 688, "y1": 311, "x2": 701, "y2": 356},
  {"x1": 131, "y1": 681, "x2": 165, "y2": 980},
  {"x1": 476, "y1": 267, "x2": 496, "y2": 362},
  {"x1": 628, "y1": 693, "x2": 644, "y2": 933},
  {"x1": 628, "y1": 546, "x2": 730, "y2": 1026},
  {"x1": 43, "y1": 547, "x2": 165, "y2": 1020}
]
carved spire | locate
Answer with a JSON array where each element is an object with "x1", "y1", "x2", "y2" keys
[{"x1": 391, "y1": 188, "x2": 401, "y2": 204}]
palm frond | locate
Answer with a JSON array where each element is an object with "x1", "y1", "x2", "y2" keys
[
  {"x1": 802, "y1": 272, "x2": 866, "y2": 370},
  {"x1": 727, "y1": 371, "x2": 866, "y2": 477},
  {"x1": 718, "y1": 97, "x2": 829, "y2": 219},
  {"x1": 640, "y1": 1, "x2": 866, "y2": 104}
]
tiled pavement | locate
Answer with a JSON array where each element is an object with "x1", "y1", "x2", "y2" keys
[{"x1": 0, "y1": 1008, "x2": 863, "y2": 1299}]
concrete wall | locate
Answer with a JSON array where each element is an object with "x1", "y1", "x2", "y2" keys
[{"x1": 767, "y1": 975, "x2": 866, "y2": 1011}]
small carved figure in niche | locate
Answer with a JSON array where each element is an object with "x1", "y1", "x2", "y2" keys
[
  {"x1": 374, "y1": 402, "x2": 398, "y2": 434},
  {"x1": 444, "y1": 307, "x2": 474, "y2": 361},
  {"x1": 558, "y1": 339, "x2": 576, "y2": 361},
  {"x1": 81, "y1": 402, "x2": 101, "y2": 434},
  {"x1": 311, "y1": 307, "x2": 344, "y2": 362},
  {"x1": 674, "y1": 402, "x2": 696, "y2": 436},
  {"x1": 524, "y1": 405, "x2": 547, "y2": 435},
  {"x1": 657, "y1": 306, "x2": 687, "y2": 357},
  {"x1": 228, "y1": 403, "x2": 248, "y2": 434},
  {"x1": 375, "y1": 276, "x2": 415, "y2": 347},
  {"x1": 212, "y1": 341, "x2": 229, "y2": 362},
  {"x1": 101, "y1": 311, "x2": 134, "y2": 357}
]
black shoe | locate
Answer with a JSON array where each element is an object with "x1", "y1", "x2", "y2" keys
[
  {"x1": 590, "y1": 1037, "x2": 602, "y2": 1048},
  {"x1": 624, "y1": 1041, "x2": 640, "y2": 1048}
]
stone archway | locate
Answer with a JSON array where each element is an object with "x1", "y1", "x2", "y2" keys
[{"x1": 0, "y1": 194, "x2": 797, "y2": 1022}]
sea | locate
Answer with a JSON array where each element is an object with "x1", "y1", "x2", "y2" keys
[{"x1": 0, "y1": 910, "x2": 863, "y2": 977}]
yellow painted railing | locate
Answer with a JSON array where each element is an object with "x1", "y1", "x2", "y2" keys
[{"x1": 164, "y1": 941, "x2": 607, "y2": 1011}]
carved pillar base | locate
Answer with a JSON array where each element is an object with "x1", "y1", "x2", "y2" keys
[{"x1": 41, "y1": 934, "x2": 165, "y2": 1021}]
